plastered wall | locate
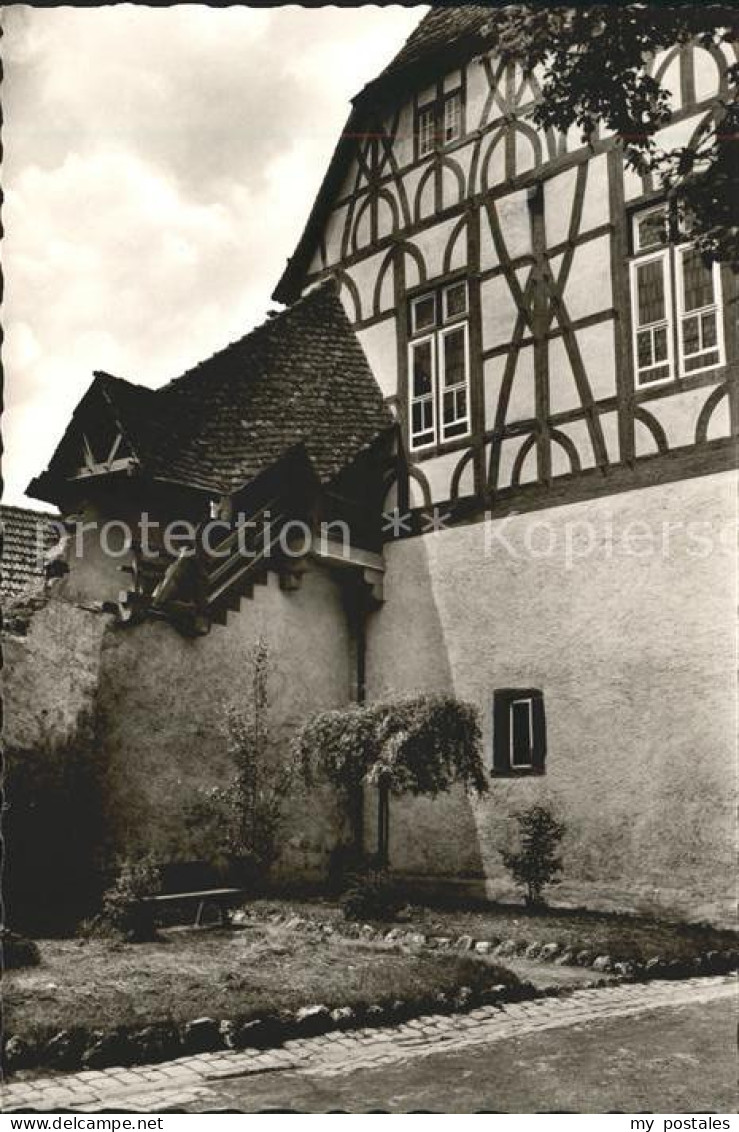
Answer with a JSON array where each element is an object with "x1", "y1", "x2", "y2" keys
[
  {"x1": 4, "y1": 562, "x2": 353, "y2": 881},
  {"x1": 365, "y1": 470, "x2": 738, "y2": 926}
]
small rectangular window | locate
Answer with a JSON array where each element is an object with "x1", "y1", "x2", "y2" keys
[
  {"x1": 493, "y1": 689, "x2": 546, "y2": 777},
  {"x1": 634, "y1": 206, "x2": 669, "y2": 253},
  {"x1": 677, "y1": 247, "x2": 723, "y2": 375},
  {"x1": 412, "y1": 293, "x2": 436, "y2": 334},
  {"x1": 409, "y1": 335, "x2": 436, "y2": 449},
  {"x1": 443, "y1": 91, "x2": 462, "y2": 144},
  {"x1": 630, "y1": 253, "x2": 673, "y2": 386},
  {"x1": 443, "y1": 280, "x2": 467, "y2": 321},
  {"x1": 418, "y1": 105, "x2": 435, "y2": 158},
  {"x1": 439, "y1": 323, "x2": 469, "y2": 441}
]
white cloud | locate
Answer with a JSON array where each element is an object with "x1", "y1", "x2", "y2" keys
[{"x1": 2, "y1": 4, "x2": 426, "y2": 505}]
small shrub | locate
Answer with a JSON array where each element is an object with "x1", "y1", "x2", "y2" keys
[
  {"x1": 501, "y1": 803, "x2": 566, "y2": 908},
  {"x1": 1, "y1": 928, "x2": 41, "y2": 970},
  {"x1": 340, "y1": 860, "x2": 402, "y2": 922},
  {"x1": 100, "y1": 855, "x2": 162, "y2": 942}
]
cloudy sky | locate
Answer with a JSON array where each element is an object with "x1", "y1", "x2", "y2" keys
[{"x1": 2, "y1": 4, "x2": 425, "y2": 508}]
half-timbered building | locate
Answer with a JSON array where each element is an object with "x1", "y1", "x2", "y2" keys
[{"x1": 19, "y1": 7, "x2": 737, "y2": 924}]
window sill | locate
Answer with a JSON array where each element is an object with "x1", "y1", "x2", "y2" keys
[{"x1": 490, "y1": 767, "x2": 545, "y2": 779}]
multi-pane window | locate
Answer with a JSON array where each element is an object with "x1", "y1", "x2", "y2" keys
[
  {"x1": 408, "y1": 281, "x2": 470, "y2": 451},
  {"x1": 629, "y1": 206, "x2": 725, "y2": 387},
  {"x1": 416, "y1": 89, "x2": 463, "y2": 158}
]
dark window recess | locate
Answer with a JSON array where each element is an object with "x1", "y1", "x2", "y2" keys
[{"x1": 492, "y1": 689, "x2": 546, "y2": 777}]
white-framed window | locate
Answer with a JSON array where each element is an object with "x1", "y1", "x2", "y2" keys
[
  {"x1": 443, "y1": 90, "x2": 462, "y2": 145},
  {"x1": 631, "y1": 252, "x2": 674, "y2": 386},
  {"x1": 408, "y1": 280, "x2": 471, "y2": 452},
  {"x1": 629, "y1": 206, "x2": 725, "y2": 387},
  {"x1": 676, "y1": 246, "x2": 723, "y2": 375},
  {"x1": 418, "y1": 104, "x2": 436, "y2": 159},
  {"x1": 509, "y1": 696, "x2": 535, "y2": 769},
  {"x1": 415, "y1": 88, "x2": 464, "y2": 159}
]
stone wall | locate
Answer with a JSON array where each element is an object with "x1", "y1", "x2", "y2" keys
[
  {"x1": 364, "y1": 470, "x2": 737, "y2": 927},
  {"x1": 3, "y1": 595, "x2": 110, "y2": 751}
]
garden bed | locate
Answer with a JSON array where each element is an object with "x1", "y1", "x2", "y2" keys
[
  {"x1": 3, "y1": 922, "x2": 529, "y2": 1076},
  {"x1": 247, "y1": 896, "x2": 739, "y2": 971}
]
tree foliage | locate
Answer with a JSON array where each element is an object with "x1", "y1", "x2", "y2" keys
[
  {"x1": 184, "y1": 638, "x2": 294, "y2": 882},
  {"x1": 490, "y1": 5, "x2": 738, "y2": 266},
  {"x1": 293, "y1": 693, "x2": 487, "y2": 798},
  {"x1": 501, "y1": 803, "x2": 566, "y2": 908}
]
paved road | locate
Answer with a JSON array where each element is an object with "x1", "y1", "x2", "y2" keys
[{"x1": 3, "y1": 977, "x2": 736, "y2": 1114}]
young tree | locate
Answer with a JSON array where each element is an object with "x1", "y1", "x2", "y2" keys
[
  {"x1": 293, "y1": 694, "x2": 487, "y2": 867},
  {"x1": 184, "y1": 637, "x2": 294, "y2": 885},
  {"x1": 489, "y1": 5, "x2": 738, "y2": 266},
  {"x1": 501, "y1": 804, "x2": 566, "y2": 908}
]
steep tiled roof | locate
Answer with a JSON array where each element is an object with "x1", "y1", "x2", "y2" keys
[
  {"x1": 0, "y1": 505, "x2": 60, "y2": 601},
  {"x1": 29, "y1": 282, "x2": 393, "y2": 503},
  {"x1": 365, "y1": 6, "x2": 495, "y2": 92},
  {"x1": 274, "y1": 6, "x2": 499, "y2": 303}
]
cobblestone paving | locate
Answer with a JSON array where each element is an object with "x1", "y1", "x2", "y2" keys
[{"x1": 2, "y1": 977, "x2": 735, "y2": 1113}]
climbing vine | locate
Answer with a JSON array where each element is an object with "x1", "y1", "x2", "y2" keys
[{"x1": 293, "y1": 694, "x2": 487, "y2": 866}]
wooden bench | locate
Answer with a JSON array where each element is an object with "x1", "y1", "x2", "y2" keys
[{"x1": 144, "y1": 887, "x2": 244, "y2": 927}]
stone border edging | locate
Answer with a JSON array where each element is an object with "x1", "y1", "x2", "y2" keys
[
  {"x1": 2, "y1": 966, "x2": 543, "y2": 1078},
  {"x1": 243, "y1": 907, "x2": 739, "y2": 982}
]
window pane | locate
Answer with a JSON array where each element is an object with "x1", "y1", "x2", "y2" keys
[
  {"x1": 412, "y1": 340, "x2": 433, "y2": 397},
  {"x1": 444, "y1": 91, "x2": 461, "y2": 143},
  {"x1": 702, "y1": 311, "x2": 718, "y2": 348},
  {"x1": 637, "y1": 330, "x2": 653, "y2": 368},
  {"x1": 681, "y1": 314, "x2": 700, "y2": 357},
  {"x1": 412, "y1": 294, "x2": 435, "y2": 333},
  {"x1": 637, "y1": 259, "x2": 665, "y2": 325},
  {"x1": 684, "y1": 350, "x2": 719, "y2": 372},
  {"x1": 444, "y1": 281, "x2": 467, "y2": 320},
  {"x1": 418, "y1": 106, "x2": 435, "y2": 157},
  {"x1": 636, "y1": 209, "x2": 668, "y2": 251},
  {"x1": 443, "y1": 328, "x2": 466, "y2": 388},
  {"x1": 653, "y1": 325, "x2": 668, "y2": 362},
  {"x1": 511, "y1": 700, "x2": 533, "y2": 766},
  {"x1": 639, "y1": 363, "x2": 671, "y2": 385},
  {"x1": 444, "y1": 390, "x2": 467, "y2": 431},
  {"x1": 682, "y1": 248, "x2": 714, "y2": 312}
]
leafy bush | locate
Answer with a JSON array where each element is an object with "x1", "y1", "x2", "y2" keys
[
  {"x1": 340, "y1": 860, "x2": 402, "y2": 922},
  {"x1": 99, "y1": 855, "x2": 162, "y2": 942},
  {"x1": 501, "y1": 804, "x2": 566, "y2": 908}
]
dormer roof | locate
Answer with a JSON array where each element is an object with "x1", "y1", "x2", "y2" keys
[{"x1": 28, "y1": 281, "x2": 393, "y2": 505}]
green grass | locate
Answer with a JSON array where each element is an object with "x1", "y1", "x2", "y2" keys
[
  {"x1": 4, "y1": 924, "x2": 519, "y2": 1044},
  {"x1": 250, "y1": 896, "x2": 739, "y2": 964}
]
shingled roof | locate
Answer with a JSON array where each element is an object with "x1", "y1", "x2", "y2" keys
[
  {"x1": 1, "y1": 505, "x2": 60, "y2": 601},
  {"x1": 29, "y1": 281, "x2": 393, "y2": 504},
  {"x1": 273, "y1": 6, "x2": 499, "y2": 304}
]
